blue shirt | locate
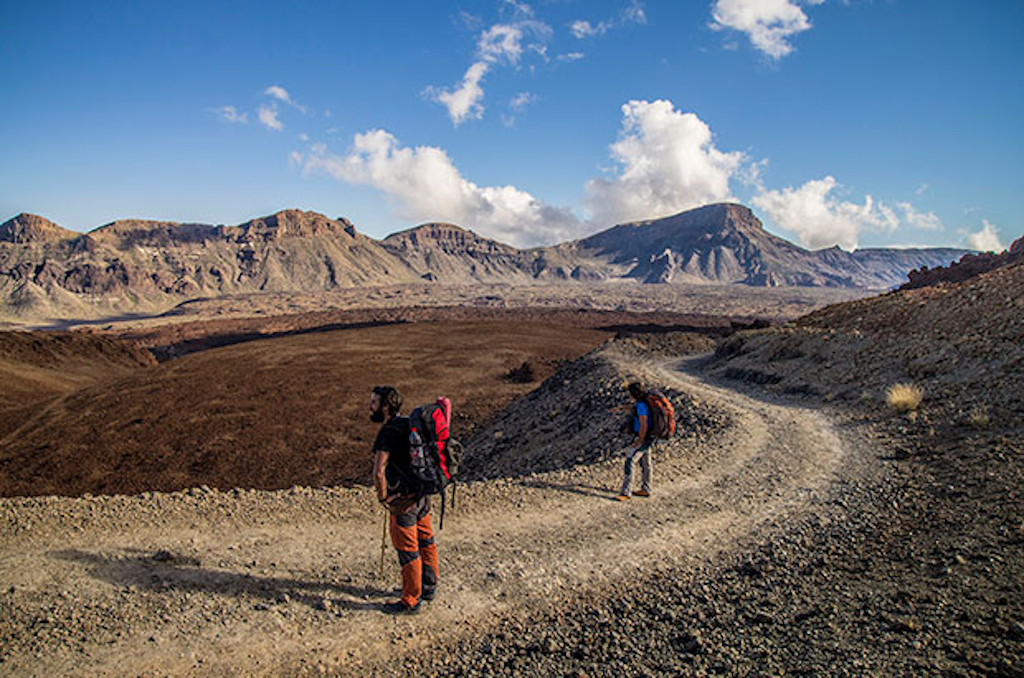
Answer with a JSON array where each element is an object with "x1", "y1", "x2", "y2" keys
[{"x1": 633, "y1": 401, "x2": 649, "y2": 434}]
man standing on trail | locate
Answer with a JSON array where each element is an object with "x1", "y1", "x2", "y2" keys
[
  {"x1": 614, "y1": 382, "x2": 654, "y2": 501},
  {"x1": 370, "y1": 385, "x2": 438, "y2": 615}
]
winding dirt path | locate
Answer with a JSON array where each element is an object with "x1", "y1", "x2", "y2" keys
[{"x1": 0, "y1": 354, "x2": 868, "y2": 676}]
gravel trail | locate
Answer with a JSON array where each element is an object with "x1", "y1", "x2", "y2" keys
[{"x1": 0, "y1": 352, "x2": 868, "y2": 676}]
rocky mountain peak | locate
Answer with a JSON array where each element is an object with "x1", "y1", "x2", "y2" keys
[
  {"x1": 0, "y1": 213, "x2": 78, "y2": 244},
  {"x1": 383, "y1": 222, "x2": 516, "y2": 255},
  {"x1": 236, "y1": 210, "x2": 357, "y2": 239}
]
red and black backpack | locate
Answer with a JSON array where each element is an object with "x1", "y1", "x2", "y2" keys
[{"x1": 408, "y1": 397, "x2": 463, "y2": 527}]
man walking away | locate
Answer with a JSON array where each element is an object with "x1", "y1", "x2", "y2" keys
[
  {"x1": 614, "y1": 382, "x2": 654, "y2": 501},
  {"x1": 370, "y1": 385, "x2": 438, "y2": 615}
]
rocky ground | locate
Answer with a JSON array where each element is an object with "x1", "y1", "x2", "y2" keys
[
  {"x1": 0, "y1": 339, "x2": 871, "y2": 676},
  {"x1": 0, "y1": 263, "x2": 1020, "y2": 675}
]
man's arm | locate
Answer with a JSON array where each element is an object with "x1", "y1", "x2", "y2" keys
[
  {"x1": 373, "y1": 450, "x2": 389, "y2": 503},
  {"x1": 633, "y1": 415, "x2": 648, "y2": 449}
]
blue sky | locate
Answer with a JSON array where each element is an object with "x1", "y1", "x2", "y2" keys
[{"x1": 2, "y1": 1, "x2": 1021, "y2": 252}]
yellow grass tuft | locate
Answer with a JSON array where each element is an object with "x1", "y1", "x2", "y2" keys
[
  {"x1": 886, "y1": 383, "x2": 923, "y2": 413},
  {"x1": 968, "y1": 406, "x2": 990, "y2": 428}
]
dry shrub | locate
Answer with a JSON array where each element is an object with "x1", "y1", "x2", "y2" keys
[
  {"x1": 968, "y1": 406, "x2": 990, "y2": 428},
  {"x1": 504, "y1": 361, "x2": 536, "y2": 383},
  {"x1": 886, "y1": 383, "x2": 923, "y2": 413}
]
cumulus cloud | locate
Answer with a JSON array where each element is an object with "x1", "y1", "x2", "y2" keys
[
  {"x1": 427, "y1": 11, "x2": 552, "y2": 125},
  {"x1": 967, "y1": 220, "x2": 1004, "y2": 252},
  {"x1": 214, "y1": 105, "x2": 248, "y2": 124},
  {"x1": 752, "y1": 176, "x2": 900, "y2": 251},
  {"x1": 302, "y1": 129, "x2": 582, "y2": 247},
  {"x1": 584, "y1": 99, "x2": 746, "y2": 227},
  {"x1": 709, "y1": 0, "x2": 822, "y2": 60},
  {"x1": 257, "y1": 105, "x2": 283, "y2": 131},
  {"x1": 897, "y1": 202, "x2": 943, "y2": 231}
]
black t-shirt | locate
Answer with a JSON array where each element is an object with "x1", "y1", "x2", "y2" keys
[{"x1": 373, "y1": 415, "x2": 414, "y2": 494}]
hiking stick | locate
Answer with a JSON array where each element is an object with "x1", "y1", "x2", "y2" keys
[{"x1": 378, "y1": 508, "x2": 388, "y2": 580}]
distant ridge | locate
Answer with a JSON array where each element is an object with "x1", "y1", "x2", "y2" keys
[
  {"x1": 901, "y1": 234, "x2": 1024, "y2": 290},
  {"x1": 0, "y1": 213, "x2": 78, "y2": 244},
  {"x1": 0, "y1": 204, "x2": 972, "y2": 321}
]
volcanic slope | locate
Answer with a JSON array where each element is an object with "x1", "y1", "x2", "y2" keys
[
  {"x1": 0, "y1": 331, "x2": 155, "y2": 410},
  {"x1": 571, "y1": 203, "x2": 968, "y2": 288},
  {"x1": 702, "y1": 256, "x2": 1024, "y2": 675},
  {"x1": 0, "y1": 321, "x2": 608, "y2": 498}
]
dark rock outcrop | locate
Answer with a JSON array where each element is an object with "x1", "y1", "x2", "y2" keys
[{"x1": 901, "y1": 234, "x2": 1024, "y2": 290}]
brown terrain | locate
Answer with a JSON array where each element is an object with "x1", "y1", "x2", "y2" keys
[
  {"x1": 1, "y1": 203, "x2": 967, "y2": 324},
  {"x1": 0, "y1": 317, "x2": 619, "y2": 498},
  {"x1": 0, "y1": 236, "x2": 1021, "y2": 675}
]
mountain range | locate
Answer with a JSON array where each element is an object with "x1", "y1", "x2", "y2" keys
[{"x1": 0, "y1": 203, "x2": 969, "y2": 320}]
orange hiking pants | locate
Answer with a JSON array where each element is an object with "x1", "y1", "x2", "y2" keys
[{"x1": 390, "y1": 499, "x2": 438, "y2": 607}]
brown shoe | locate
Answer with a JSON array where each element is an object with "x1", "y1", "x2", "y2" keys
[
  {"x1": 634, "y1": 490, "x2": 650, "y2": 497},
  {"x1": 615, "y1": 494, "x2": 630, "y2": 501}
]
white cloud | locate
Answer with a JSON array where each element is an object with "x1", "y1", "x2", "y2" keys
[
  {"x1": 709, "y1": 0, "x2": 822, "y2": 60},
  {"x1": 264, "y1": 85, "x2": 291, "y2": 103},
  {"x1": 571, "y1": 20, "x2": 605, "y2": 39},
  {"x1": 570, "y1": 1, "x2": 646, "y2": 39},
  {"x1": 584, "y1": 99, "x2": 746, "y2": 227},
  {"x1": 426, "y1": 61, "x2": 490, "y2": 125},
  {"x1": 302, "y1": 129, "x2": 582, "y2": 247},
  {"x1": 214, "y1": 106, "x2": 248, "y2": 124},
  {"x1": 510, "y1": 92, "x2": 537, "y2": 111},
  {"x1": 298, "y1": 133, "x2": 310, "y2": 142},
  {"x1": 967, "y1": 220, "x2": 1004, "y2": 252},
  {"x1": 897, "y1": 202, "x2": 942, "y2": 231},
  {"x1": 752, "y1": 176, "x2": 900, "y2": 251},
  {"x1": 428, "y1": 11, "x2": 552, "y2": 125},
  {"x1": 478, "y1": 23, "x2": 527, "y2": 64},
  {"x1": 623, "y1": 0, "x2": 647, "y2": 25},
  {"x1": 557, "y1": 52, "x2": 586, "y2": 62},
  {"x1": 264, "y1": 85, "x2": 307, "y2": 113},
  {"x1": 257, "y1": 105, "x2": 284, "y2": 131}
]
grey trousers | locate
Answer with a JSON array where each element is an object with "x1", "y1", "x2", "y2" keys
[{"x1": 620, "y1": 440, "x2": 653, "y2": 496}]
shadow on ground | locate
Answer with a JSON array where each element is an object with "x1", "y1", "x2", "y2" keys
[
  {"x1": 51, "y1": 548, "x2": 385, "y2": 612},
  {"x1": 516, "y1": 479, "x2": 620, "y2": 501}
]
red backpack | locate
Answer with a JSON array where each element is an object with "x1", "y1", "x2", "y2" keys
[
  {"x1": 644, "y1": 390, "x2": 676, "y2": 439},
  {"x1": 408, "y1": 397, "x2": 463, "y2": 527}
]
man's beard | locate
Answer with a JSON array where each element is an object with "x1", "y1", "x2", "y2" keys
[{"x1": 370, "y1": 408, "x2": 386, "y2": 423}]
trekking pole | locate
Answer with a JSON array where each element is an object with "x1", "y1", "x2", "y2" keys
[{"x1": 378, "y1": 508, "x2": 388, "y2": 580}]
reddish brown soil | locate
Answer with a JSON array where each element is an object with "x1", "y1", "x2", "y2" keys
[
  {"x1": 0, "y1": 320, "x2": 616, "y2": 498},
  {"x1": 102, "y1": 305, "x2": 742, "y2": 360},
  {"x1": 0, "y1": 331, "x2": 155, "y2": 410}
]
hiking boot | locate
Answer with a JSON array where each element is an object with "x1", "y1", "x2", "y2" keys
[
  {"x1": 421, "y1": 588, "x2": 436, "y2": 602},
  {"x1": 634, "y1": 489, "x2": 650, "y2": 497},
  {"x1": 615, "y1": 494, "x2": 630, "y2": 502},
  {"x1": 382, "y1": 600, "x2": 421, "y2": 615}
]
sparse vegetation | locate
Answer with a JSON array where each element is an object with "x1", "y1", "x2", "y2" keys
[
  {"x1": 505, "y1": 361, "x2": 536, "y2": 383},
  {"x1": 968, "y1": 406, "x2": 990, "y2": 428},
  {"x1": 886, "y1": 383, "x2": 923, "y2": 413}
]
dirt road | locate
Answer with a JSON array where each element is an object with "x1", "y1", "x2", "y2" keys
[{"x1": 0, "y1": 352, "x2": 867, "y2": 676}]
